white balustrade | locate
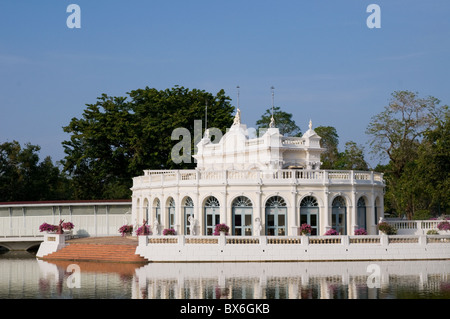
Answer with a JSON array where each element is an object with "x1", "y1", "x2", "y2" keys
[{"x1": 135, "y1": 169, "x2": 384, "y2": 188}]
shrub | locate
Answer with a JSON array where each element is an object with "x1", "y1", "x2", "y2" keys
[
  {"x1": 427, "y1": 229, "x2": 439, "y2": 235},
  {"x1": 378, "y1": 222, "x2": 397, "y2": 235},
  {"x1": 136, "y1": 224, "x2": 151, "y2": 236},
  {"x1": 118, "y1": 225, "x2": 133, "y2": 237},
  {"x1": 62, "y1": 222, "x2": 74, "y2": 230},
  {"x1": 324, "y1": 229, "x2": 339, "y2": 236},
  {"x1": 163, "y1": 228, "x2": 176, "y2": 236},
  {"x1": 354, "y1": 228, "x2": 367, "y2": 235},
  {"x1": 437, "y1": 221, "x2": 450, "y2": 231},
  {"x1": 39, "y1": 222, "x2": 57, "y2": 233}
]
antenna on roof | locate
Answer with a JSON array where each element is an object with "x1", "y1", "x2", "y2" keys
[
  {"x1": 270, "y1": 86, "x2": 275, "y2": 128},
  {"x1": 236, "y1": 85, "x2": 240, "y2": 110},
  {"x1": 205, "y1": 99, "x2": 208, "y2": 131}
]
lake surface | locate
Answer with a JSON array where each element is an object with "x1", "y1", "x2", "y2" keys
[{"x1": 1, "y1": 250, "x2": 449, "y2": 299}]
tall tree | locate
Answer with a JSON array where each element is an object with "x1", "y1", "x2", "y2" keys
[
  {"x1": 314, "y1": 126, "x2": 339, "y2": 169},
  {"x1": 366, "y1": 90, "x2": 445, "y2": 177},
  {"x1": 256, "y1": 106, "x2": 301, "y2": 136},
  {"x1": 62, "y1": 86, "x2": 234, "y2": 200},
  {"x1": 335, "y1": 141, "x2": 369, "y2": 171},
  {"x1": 0, "y1": 141, "x2": 69, "y2": 201},
  {"x1": 366, "y1": 90, "x2": 448, "y2": 218}
]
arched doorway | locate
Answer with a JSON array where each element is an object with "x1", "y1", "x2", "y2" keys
[
  {"x1": 300, "y1": 196, "x2": 319, "y2": 235},
  {"x1": 204, "y1": 196, "x2": 220, "y2": 235},
  {"x1": 167, "y1": 197, "x2": 176, "y2": 230},
  {"x1": 265, "y1": 196, "x2": 287, "y2": 236},
  {"x1": 183, "y1": 197, "x2": 195, "y2": 235},
  {"x1": 332, "y1": 196, "x2": 347, "y2": 235},
  {"x1": 232, "y1": 196, "x2": 253, "y2": 236},
  {"x1": 357, "y1": 197, "x2": 367, "y2": 230}
]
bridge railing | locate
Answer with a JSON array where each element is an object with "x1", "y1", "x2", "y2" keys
[{"x1": 0, "y1": 215, "x2": 127, "y2": 238}]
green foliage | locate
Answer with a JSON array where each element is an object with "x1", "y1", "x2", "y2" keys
[
  {"x1": 61, "y1": 85, "x2": 234, "y2": 199},
  {"x1": 377, "y1": 222, "x2": 397, "y2": 235},
  {"x1": 314, "y1": 126, "x2": 339, "y2": 169},
  {"x1": 314, "y1": 126, "x2": 368, "y2": 170},
  {"x1": 367, "y1": 90, "x2": 449, "y2": 218},
  {"x1": 413, "y1": 210, "x2": 432, "y2": 220},
  {"x1": 0, "y1": 141, "x2": 71, "y2": 201},
  {"x1": 256, "y1": 106, "x2": 301, "y2": 136},
  {"x1": 335, "y1": 141, "x2": 369, "y2": 171}
]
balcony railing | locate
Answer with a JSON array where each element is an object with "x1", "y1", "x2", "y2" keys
[{"x1": 133, "y1": 169, "x2": 384, "y2": 188}]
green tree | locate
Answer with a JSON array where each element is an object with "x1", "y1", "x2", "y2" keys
[
  {"x1": 335, "y1": 141, "x2": 369, "y2": 170},
  {"x1": 0, "y1": 141, "x2": 70, "y2": 201},
  {"x1": 366, "y1": 90, "x2": 448, "y2": 218},
  {"x1": 256, "y1": 106, "x2": 301, "y2": 136},
  {"x1": 314, "y1": 126, "x2": 339, "y2": 169},
  {"x1": 62, "y1": 85, "x2": 235, "y2": 200}
]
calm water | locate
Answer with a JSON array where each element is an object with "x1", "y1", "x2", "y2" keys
[{"x1": 1, "y1": 250, "x2": 449, "y2": 299}]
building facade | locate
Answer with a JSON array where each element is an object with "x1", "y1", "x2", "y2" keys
[{"x1": 131, "y1": 111, "x2": 385, "y2": 236}]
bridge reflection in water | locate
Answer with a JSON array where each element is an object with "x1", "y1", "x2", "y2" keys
[{"x1": 32, "y1": 259, "x2": 450, "y2": 299}]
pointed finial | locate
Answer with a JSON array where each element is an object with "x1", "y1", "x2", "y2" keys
[{"x1": 309, "y1": 119, "x2": 312, "y2": 130}]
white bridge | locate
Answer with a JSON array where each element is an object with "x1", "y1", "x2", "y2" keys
[{"x1": 0, "y1": 200, "x2": 131, "y2": 251}]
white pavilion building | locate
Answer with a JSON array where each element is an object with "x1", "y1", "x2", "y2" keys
[{"x1": 131, "y1": 109, "x2": 385, "y2": 237}]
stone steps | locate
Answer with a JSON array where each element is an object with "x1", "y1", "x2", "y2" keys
[{"x1": 42, "y1": 243, "x2": 148, "y2": 264}]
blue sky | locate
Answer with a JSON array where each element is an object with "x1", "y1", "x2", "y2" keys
[{"x1": 1, "y1": 0, "x2": 449, "y2": 168}]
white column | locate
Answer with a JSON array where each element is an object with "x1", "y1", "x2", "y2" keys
[
  {"x1": 290, "y1": 190, "x2": 297, "y2": 235},
  {"x1": 351, "y1": 190, "x2": 357, "y2": 234},
  {"x1": 323, "y1": 190, "x2": 331, "y2": 233},
  {"x1": 255, "y1": 190, "x2": 262, "y2": 235}
]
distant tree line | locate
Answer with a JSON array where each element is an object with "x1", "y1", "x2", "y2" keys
[{"x1": 0, "y1": 87, "x2": 448, "y2": 219}]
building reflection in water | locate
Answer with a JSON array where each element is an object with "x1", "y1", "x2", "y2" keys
[
  {"x1": 26, "y1": 259, "x2": 450, "y2": 299},
  {"x1": 131, "y1": 260, "x2": 450, "y2": 299}
]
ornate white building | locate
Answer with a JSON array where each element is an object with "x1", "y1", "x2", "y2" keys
[{"x1": 131, "y1": 109, "x2": 385, "y2": 237}]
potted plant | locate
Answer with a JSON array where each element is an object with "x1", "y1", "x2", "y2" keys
[
  {"x1": 39, "y1": 222, "x2": 57, "y2": 233},
  {"x1": 324, "y1": 229, "x2": 339, "y2": 236},
  {"x1": 163, "y1": 228, "x2": 176, "y2": 236},
  {"x1": 299, "y1": 223, "x2": 312, "y2": 236},
  {"x1": 437, "y1": 220, "x2": 450, "y2": 232},
  {"x1": 62, "y1": 222, "x2": 74, "y2": 231},
  {"x1": 214, "y1": 223, "x2": 229, "y2": 236},
  {"x1": 119, "y1": 224, "x2": 133, "y2": 237},
  {"x1": 136, "y1": 224, "x2": 151, "y2": 236},
  {"x1": 377, "y1": 221, "x2": 397, "y2": 235},
  {"x1": 354, "y1": 228, "x2": 367, "y2": 235}
]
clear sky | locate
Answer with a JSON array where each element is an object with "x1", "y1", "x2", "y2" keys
[{"x1": 1, "y1": 0, "x2": 449, "y2": 168}]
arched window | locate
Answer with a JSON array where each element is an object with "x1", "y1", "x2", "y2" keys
[
  {"x1": 184, "y1": 197, "x2": 194, "y2": 235},
  {"x1": 357, "y1": 197, "x2": 367, "y2": 230},
  {"x1": 204, "y1": 196, "x2": 220, "y2": 235},
  {"x1": 265, "y1": 196, "x2": 287, "y2": 236},
  {"x1": 167, "y1": 197, "x2": 176, "y2": 230},
  {"x1": 300, "y1": 196, "x2": 319, "y2": 235},
  {"x1": 232, "y1": 196, "x2": 253, "y2": 236},
  {"x1": 332, "y1": 196, "x2": 347, "y2": 235}
]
